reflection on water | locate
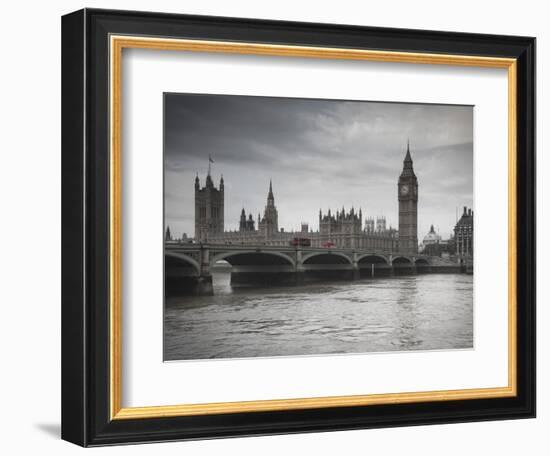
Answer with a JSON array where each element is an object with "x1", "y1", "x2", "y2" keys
[{"x1": 164, "y1": 272, "x2": 473, "y2": 361}]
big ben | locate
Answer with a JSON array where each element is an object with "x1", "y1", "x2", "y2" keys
[{"x1": 398, "y1": 141, "x2": 418, "y2": 254}]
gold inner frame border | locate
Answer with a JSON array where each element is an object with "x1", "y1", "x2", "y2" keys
[{"x1": 109, "y1": 35, "x2": 517, "y2": 420}]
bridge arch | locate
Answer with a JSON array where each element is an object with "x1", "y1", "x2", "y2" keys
[
  {"x1": 302, "y1": 251, "x2": 353, "y2": 265},
  {"x1": 165, "y1": 252, "x2": 201, "y2": 276},
  {"x1": 357, "y1": 254, "x2": 390, "y2": 266},
  {"x1": 392, "y1": 256, "x2": 413, "y2": 266},
  {"x1": 210, "y1": 250, "x2": 295, "y2": 268}
]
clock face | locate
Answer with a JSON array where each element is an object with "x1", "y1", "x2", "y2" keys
[{"x1": 400, "y1": 184, "x2": 409, "y2": 195}]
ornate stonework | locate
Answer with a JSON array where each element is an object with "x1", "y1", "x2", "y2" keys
[
  {"x1": 398, "y1": 141, "x2": 419, "y2": 254},
  {"x1": 192, "y1": 144, "x2": 416, "y2": 252}
]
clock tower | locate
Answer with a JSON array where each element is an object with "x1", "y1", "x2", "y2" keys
[{"x1": 398, "y1": 140, "x2": 418, "y2": 254}]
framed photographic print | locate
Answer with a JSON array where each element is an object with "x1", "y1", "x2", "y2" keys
[{"x1": 61, "y1": 8, "x2": 536, "y2": 446}]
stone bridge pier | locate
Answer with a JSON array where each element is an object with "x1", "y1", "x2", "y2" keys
[{"x1": 165, "y1": 246, "x2": 213, "y2": 296}]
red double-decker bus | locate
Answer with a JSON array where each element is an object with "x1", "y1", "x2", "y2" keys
[{"x1": 290, "y1": 237, "x2": 311, "y2": 247}]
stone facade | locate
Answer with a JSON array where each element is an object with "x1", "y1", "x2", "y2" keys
[
  {"x1": 454, "y1": 206, "x2": 474, "y2": 256},
  {"x1": 314, "y1": 208, "x2": 396, "y2": 250},
  {"x1": 194, "y1": 171, "x2": 224, "y2": 242},
  {"x1": 198, "y1": 179, "x2": 398, "y2": 250},
  {"x1": 192, "y1": 142, "x2": 416, "y2": 252},
  {"x1": 365, "y1": 216, "x2": 388, "y2": 233},
  {"x1": 209, "y1": 180, "x2": 291, "y2": 246},
  {"x1": 239, "y1": 209, "x2": 255, "y2": 232}
]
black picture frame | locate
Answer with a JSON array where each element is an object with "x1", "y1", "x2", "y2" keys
[{"x1": 62, "y1": 8, "x2": 535, "y2": 447}]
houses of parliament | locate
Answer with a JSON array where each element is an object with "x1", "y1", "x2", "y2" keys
[{"x1": 189, "y1": 143, "x2": 419, "y2": 254}]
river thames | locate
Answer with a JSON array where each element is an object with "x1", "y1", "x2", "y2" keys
[{"x1": 164, "y1": 272, "x2": 473, "y2": 361}]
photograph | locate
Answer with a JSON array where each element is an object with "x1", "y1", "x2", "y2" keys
[
  {"x1": 163, "y1": 93, "x2": 475, "y2": 361},
  {"x1": 57, "y1": 5, "x2": 536, "y2": 447}
]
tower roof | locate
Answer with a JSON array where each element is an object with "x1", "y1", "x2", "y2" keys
[
  {"x1": 404, "y1": 139, "x2": 412, "y2": 163},
  {"x1": 267, "y1": 179, "x2": 274, "y2": 202},
  {"x1": 205, "y1": 173, "x2": 214, "y2": 187},
  {"x1": 400, "y1": 140, "x2": 416, "y2": 178},
  {"x1": 456, "y1": 207, "x2": 474, "y2": 226}
]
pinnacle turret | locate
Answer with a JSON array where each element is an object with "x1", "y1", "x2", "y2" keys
[
  {"x1": 267, "y1": 179, "x2": 275, "y2": 205},
  {"x1": 194, "y1": 159, "x2": 224, "y2": 240}
]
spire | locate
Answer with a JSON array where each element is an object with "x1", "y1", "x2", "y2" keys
[
  {"x1": 194, "y1": 173, "x2": 200, "y2": 190},
  {"x1": 404, "y1": 139, "x2": 412, "y2": 163},
  {"x1": 267, "y1": 179, "x2": 274, "y2": 204},
  {"x1": 239, "y1": 208, "x2": 246, "y2": 231},
  {"x1": 400, "y1": 139, "x2": 415, "y2": 178},
  {"x1": 219, "y1": 174, "x2": 224, "y2": 191}
]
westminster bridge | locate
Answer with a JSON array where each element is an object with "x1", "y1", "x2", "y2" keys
[{"x1": 165, "y1": 242, "x2": 461, "y2": 295}]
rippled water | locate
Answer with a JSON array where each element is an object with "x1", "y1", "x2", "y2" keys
[{"x1": 164, "y1": 272, "x2": 473, "y2": 361}]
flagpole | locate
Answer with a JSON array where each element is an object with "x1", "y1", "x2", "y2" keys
[{"x1": 208, "y1": 155, "x2": 214, "y2": 175}]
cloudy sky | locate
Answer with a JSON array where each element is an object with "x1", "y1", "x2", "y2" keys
[{"x1": 164, "y1": 93, "x2": 473, "y2": 241}]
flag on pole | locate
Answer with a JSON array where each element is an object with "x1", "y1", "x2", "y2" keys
[{"x1": 207, "y1": 154, "x2": 214, "y2": 176}]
